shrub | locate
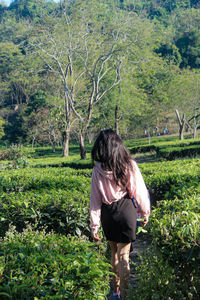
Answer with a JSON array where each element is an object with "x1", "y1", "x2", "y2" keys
[
  {"x1": 0, "y1": 187, "x2": 91, "y2": 238},
  {"x1": 128, "y1": 138, "x2": 200, "y2": 160},
  {"x1": 0, "y1": 145, "x2": 35, "y2": 161},
  {"x1": 0, "y1": 168, "x2": 91, "y2": 193},
  {"x1": 140, "y1": 159, "x2": 200, "y2": 203},
  {"x1": 0, "y1": 226, "x2": 111, "y2": 300},
  {"x1": 150, "y1": 197, "x2": 200, "y2": 263},
  {"x1": 145, "y1": 197, "x2": 200, "y2": 299},
  {"x1": 157, "y1": 145, "x2": 200, "y2": 160},
  {"x1": 132, "y1": 248, "x2": 198, "y2": 300},
  {"x1": 130, "y1": 145, "x2": 158, "y2": 154},
  {"x1": 7, "y1": 157, "x2": 30, "y2": 169}
]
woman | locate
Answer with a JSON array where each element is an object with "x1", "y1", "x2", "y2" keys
[{"x1": 90, "y1": 129, "x2": 150, "y2": 300}]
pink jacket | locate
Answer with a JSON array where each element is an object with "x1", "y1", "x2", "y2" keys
[{"x1": 90, "y1": 160, "x2": 151, "y2": 234}]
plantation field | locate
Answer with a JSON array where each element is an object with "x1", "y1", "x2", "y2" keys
[{"x1": 0, "y1": 137, "x2": 199, "y2": 299}]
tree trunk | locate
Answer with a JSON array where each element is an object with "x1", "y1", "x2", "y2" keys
[
  {"x1": 193, "y1": 117, "x2": 197, "y2": 139},
  {"x1": 79, "y1": 104, "x2": 93, "y2": 159},
  {"x1": 62, "y1": 89, "x2": 71, "y2": 157},
  {"x1": 52, "y1": 143, "x2": 56, "y2": 152},
  {"x1": 32, "y1": 137, "x2": 35, "y2": 148},
  {"x1": 148, "y1": 133, "x2": 151, "y2": 145},
  {"x1": 62, "y1": 127, "x2": 70, "y2": 157},
  {"x1": 180, "y1": 124, "x2": 184, "y2": 140},
  {"x1": 175, "y1": 109, "x2": 185, "y2": 140},
  {"x1": 115, "y1": 105, "x2": 119, "y2": 135},
  {"x1": 80, "y1": 133, "x2": 86, "y2": 160},
  {"x1": 193, "y1": 128, "x2": 197, "y2": 139}
]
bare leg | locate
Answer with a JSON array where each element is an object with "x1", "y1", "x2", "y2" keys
[
  {"x1": 109, "y1": 241, "x2": 120, "y2": 294},
  {"x1": 117, "y1": 243, "x2": 131, "y2": 300}
]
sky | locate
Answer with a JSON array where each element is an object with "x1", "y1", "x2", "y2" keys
[{"x1": 2, "y1": 0, "x2": 60, "y2": 6}]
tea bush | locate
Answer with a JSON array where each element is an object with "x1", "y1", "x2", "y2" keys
[
  {"x1": 140, "y1": 159, "x2": 200, "y2": 203},
  {"x1": 0, "y1": 167, "x2": 91, "y2": 193},
  {"x1": 0, "y1": 151, "x2": 199, "y2": 299},
  {"x1": 0, "y1": 226, "x2": 111, "y2": 300},
  {"x1": 129, "y1": 138, "x2": 200, "y2": 160},
  {"x1": 0, "y1": 189, "x2": 91, "y2": 238},
  {"x1": 130, "y1": 145, "x2": 158, "y2": 154},
  {"x1": 132, "y1": 197, "x2": 200, "y2": 300},
  {"x1": 150, "y1": 197, "x2": 200, "y2": 265},
  {"x1": 0, "y1": 166, "x2": 93, "y2": 238},
  {"x1": 133, "y1": 159, "x2": 200, "y2": 299},
  {"x1": 0, "y1": 145, "x2": 35, "y2": 161},
  {"x1": 132, "y1": 249, "x2": 198, "y2": 300},
  {"x1": 157, "y1": 145, "x2": 200, "y2": 160}
]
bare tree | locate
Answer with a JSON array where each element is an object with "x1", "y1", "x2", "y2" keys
[
  {"x1": 175, "y1": 109, "x2": 185, "y2": 140},
  {"x1": 170, "y1": 70, "x2": 200, "y2": 140},
  {"x1": 188, "y1": 109, "x2": 200, "y2": 139},
  {"x1": 61, "y1": 7, "x2": 123, "y2": 158},
  {"x1": 29, "y1": 3, "x2": 123, "y2": 157},
  {"x1": 71, "y1": 41, "x2": 122, "y2": 159},
  {"x1": 29, "y1": 1, "x2": 149, "y2": 157}
]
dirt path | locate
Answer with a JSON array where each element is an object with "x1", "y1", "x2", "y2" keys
[{"x1": 129, "y1": 234, "x2": 152, "y2": 289}]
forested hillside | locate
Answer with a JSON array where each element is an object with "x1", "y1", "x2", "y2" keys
[{"x1": 0, "y1": 0, "x2": 200, "y2": 157}]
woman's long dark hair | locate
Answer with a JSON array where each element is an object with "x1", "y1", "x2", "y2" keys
[{"x1": 91, "y1": 129, "x2": 133, "y2": 186}]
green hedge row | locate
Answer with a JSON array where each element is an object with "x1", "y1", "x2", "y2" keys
[
  {"x1": 133, "y1": 196, "x2": 200, "y2": 299},
  {"x1": 1, "y1": 159, "x2": 199, "y2": 201},
  {"x1": 129, "y1": 138, "x2": 200, "y2": 160},
  {"x1": 157, "y1": 144, "x2": 200, "y2": 160},
  {"x1": 150, "y1": 197, "x2": 200, "y2": 266},
  {"x1": 140, "y1": 159, "x2": 200, "y2": 205},
  {"x1": 0, "y1": 167, "x2": 91, "y2": 193},
  {"x1": 0, "y1": 167, "x2": 92, "y2": 238},
  {"x1": 0, "y1": 189, "x2": 90, "y2": 238},
  {"x1": 130, "y1": 145, "x2": 157, "y2": 154},
  {"x1": 0, "y1": 160, "x2": 199, "y2": 239},
  {"x1": 0, "y1": 158, "x2": 200, "y2": 299},
  {"x1": 0, "y1": 226, "x2": 110, "y2": 300},
  {"x1": 0, "y1": 164, "x2": 109, "y2": 299},
  {"x1": 133, "y1": 159, "x2": 200, "y2": 299}
]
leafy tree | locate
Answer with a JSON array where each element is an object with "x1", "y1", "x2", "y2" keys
[
  {"x1": 0, "y1": 0, "x2": 200, "y2": 145},
  {"x1": 135, "y1": 55, "x2": 174, "y2": 136},
  {"x1": 0, "y1": 42, "x2": 22, "y2": 79},
  {"x1": 26, "y1": 90, "x2": 47, "y2": 114},
  {"x1": 24, "y1": 106, "x2": 62, "y2": 149},
  {"x1": 155, "y1": 43, "x2": 182, "y2": 66},
  {"x1": 172, "y1": 7, "x2": 200, "y2": 33},
  {"x1": 165, "y1": 8, "x2": 200, "y2": 69},
  {"x1": 0, "y1": 42, "x2": 24, "y2": 107},
  {"x1": 9, "y1": 0, "x2": 58, "y2": 20},
  {"x1": 3, "y1": 108, "x2": 27, "y2": 143},
  {"x1": 176, "y1": 29, "x2": 200, "y2": 68},
  {"x1": 0, "y1": 115, "x2": 5, "y2": 140}
]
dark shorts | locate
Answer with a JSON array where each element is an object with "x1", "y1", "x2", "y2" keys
[{"x1": 101, "y1": 196, "x2": 137, "y2": 243}]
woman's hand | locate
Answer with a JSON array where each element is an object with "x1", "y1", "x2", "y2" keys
[
  {"x1": 91, "y1": 232, "x2": 101, "y2": 241},
  {"x1": 141, "y1": 216, "x2": 149, "y2": 227}
]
